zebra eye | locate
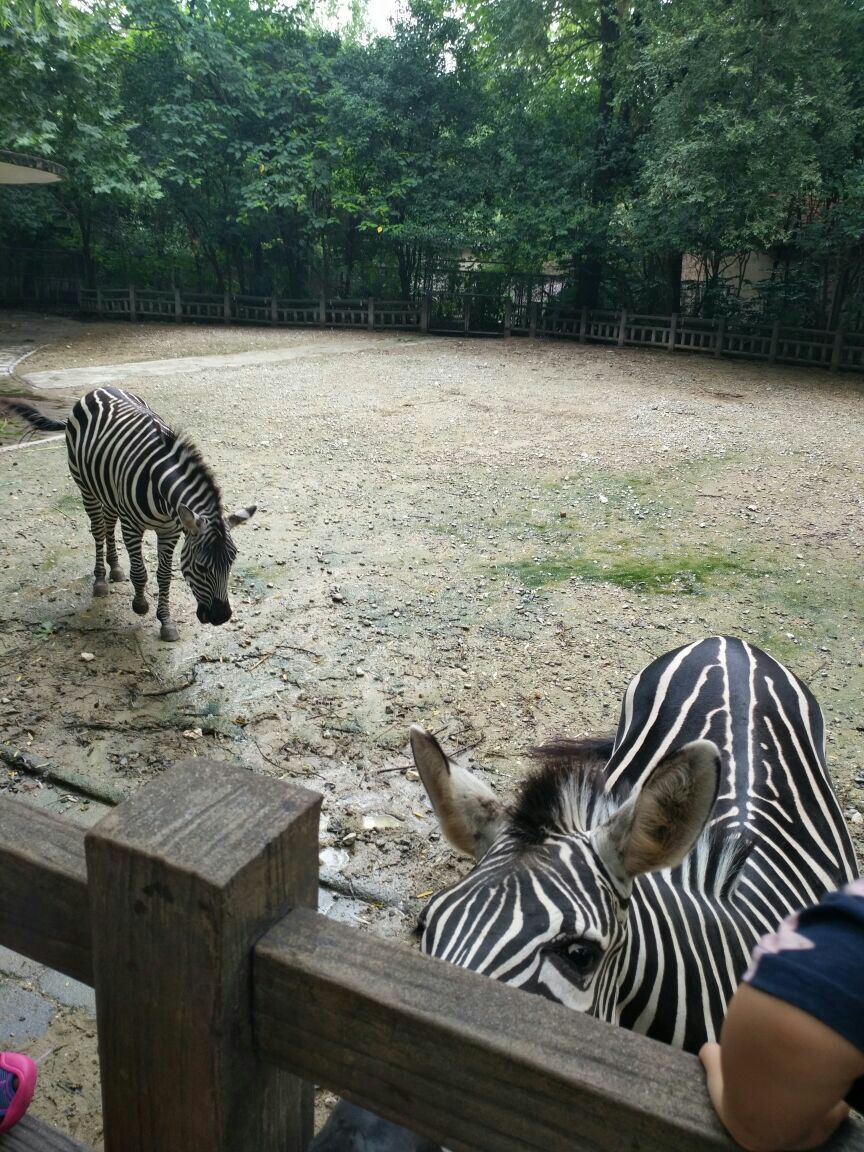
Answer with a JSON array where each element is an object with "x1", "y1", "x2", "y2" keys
[
  {"x1": 566, "y1": 942, "x2": 600, "y2": 973},
  {"x1": 547, "y1": 937, "x2": 600, "y2": 975}
]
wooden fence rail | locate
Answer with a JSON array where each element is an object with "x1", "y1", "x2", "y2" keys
[
  {"x1": 0, "y1": 761, "x2": 862, "y2": 1152},
  {"x1": 1, "y1": 276, "x2": 863, "y2": 373}
]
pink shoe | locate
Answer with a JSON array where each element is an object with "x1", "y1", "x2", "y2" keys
[{"x1": 0, "y1": 1053, "x2": 37, "y2": 1133}]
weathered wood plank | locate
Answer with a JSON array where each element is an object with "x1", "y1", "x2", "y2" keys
[
  {"x1": 0, "y1": 1116, "x2": 94, "y2": 1152},
  {"x1": 86, "y1": 759, "x2": 321, "y2": 1152},
  {"x1": 0, "y1": 798, "x2": 91, "y2": 985},
  {"x1": 256, "y1": 910, "x2": 864, "y2": 1152}
]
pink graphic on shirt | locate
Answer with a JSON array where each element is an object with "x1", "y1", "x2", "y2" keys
[{"x1": 744, "y1": 912, "x2": 815, "y2": 982}]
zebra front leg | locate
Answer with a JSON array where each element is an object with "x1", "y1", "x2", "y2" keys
[
  {"x1": 120, "y1": 521, "x2": 150, "y2": 616},
  {"x1": 82, "y1": 494, "x2": 110, "y2": 598},
  {"x1": 156, "y1": 531, "x2": 180, "y2": 642},
  {"x1": 104, "y1": 513, "x2": 126, "y2": 583}
]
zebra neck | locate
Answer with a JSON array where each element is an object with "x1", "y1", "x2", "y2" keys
[{"x1": 155, "y1": 445, "x2": 223, "y2": 522}]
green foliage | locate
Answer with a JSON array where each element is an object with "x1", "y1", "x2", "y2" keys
[{"x1": 1, "y1": 0, "x2": 863, "y2": 323}]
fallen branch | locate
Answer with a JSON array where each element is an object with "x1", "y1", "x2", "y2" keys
[
  {"x1": 0, "y1": 743, "x2": 124, "y2": 805},
  {"x1": 65, "y1": 716, "x2": 225, "y2": 737},
  {"x1": 138, "y1": 667, "x2": 197, "y2": 697},
  {"x1": 318, "y1": 870, "x2": 421, "y2": 917},
  {"x1": 251, "y1": 737, "x2": 283, "y2": 771},
  {"x1": 281, "y1": 642, "x2": 323, "y2": 659}
]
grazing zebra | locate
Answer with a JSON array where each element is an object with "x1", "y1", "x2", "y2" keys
[
  {"x1": 410, "y1": 635, "x2": 858, "y2": 1052},
  {"x1": 3, "y1": 387, "x2": 256, "y2": 641}
]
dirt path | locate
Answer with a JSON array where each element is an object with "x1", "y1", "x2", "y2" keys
[{"x1": 1, "y1": 313, "x2": 862, "y2": 1142}]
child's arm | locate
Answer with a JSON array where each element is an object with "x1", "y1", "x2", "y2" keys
[{"x1": 700, "y1": 983, "x2": 863, "y2": 1151}]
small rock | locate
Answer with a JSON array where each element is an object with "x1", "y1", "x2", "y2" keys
[
  {"x1": 362, "y1": 813, "x2": 403, "y2": 831},
  {"x1": 182, "y1": 727, "x2": 203, "y2": 740},
  {"x1": 355, "y1": 667, "x2": 365, "y2": 677},
  {"x1": 79, "y1": 652, "x2": 95, "y2": 662}
]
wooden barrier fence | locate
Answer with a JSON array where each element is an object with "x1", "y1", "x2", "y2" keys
[
  {"x1": 0, "y1": 760, "x2": 862, "y2": 1152},
  {"x1": 1, "y1": 275, "x2": 863, "y2": 372}
]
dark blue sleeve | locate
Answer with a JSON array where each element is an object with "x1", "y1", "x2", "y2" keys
[{"x1": 744, "y1": 882, "x2": 864, "y2": 1058}]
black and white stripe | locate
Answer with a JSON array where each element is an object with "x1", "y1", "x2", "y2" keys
[
  {"x1": 4, "y1": 387, "x2": 255, "y2": 641},
  {"x1": 413, "y1": 636, "x2": 858, "y2": 1053}
]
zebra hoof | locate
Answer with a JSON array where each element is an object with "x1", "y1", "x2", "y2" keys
[
  {"x1": 159, "y1": 621, "x2": 179, "y2": 643},
  {"x1": 109, "y1": 566, "x2": 126, "y2": 583},
  {"x1": 93, "y1": 580, "x2": 109, "y2": 598},
  {"x1": 132, "y1": 595, "x2": 149, "y2": 616}
]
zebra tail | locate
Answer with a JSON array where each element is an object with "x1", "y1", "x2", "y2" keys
[{"x1": 0, "y1": 399, "x2": 67, "y2": 433}]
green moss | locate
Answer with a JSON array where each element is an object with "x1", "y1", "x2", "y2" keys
[
  {"x1": 56, "y1": 492, "x2": 82, "y2": 513},
  {"x1": 495, "y1": 553, "x2": 756, "y2": 594}
]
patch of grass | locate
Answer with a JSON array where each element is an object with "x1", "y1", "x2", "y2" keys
[
  {"x1": 496, "y1": 553, "x2": 757, "y2": 595},
  {"x1": 56, "y1": 492, "x2": 81, "y2": 513},
  {"x1": 31, "y1": 619, "x2": 59, "y2": 638}
]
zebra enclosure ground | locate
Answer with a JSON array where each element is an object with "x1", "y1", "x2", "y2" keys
[
  {"x1": 1, "y1": 318, "x2": 862, "y2": 1144},
  {"x1": 2, "y1": 386, "x2": 256, "y2": 641}
]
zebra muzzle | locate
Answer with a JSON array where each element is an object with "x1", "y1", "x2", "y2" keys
[{"x1": 200, "y1": 601, "x2": 231, "y2": 626}]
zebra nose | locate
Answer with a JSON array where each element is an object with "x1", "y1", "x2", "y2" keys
[{"x1": 208, "y1": 601, "x2": 232, "y2": 626}]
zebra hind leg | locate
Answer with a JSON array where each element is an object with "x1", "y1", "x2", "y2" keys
[
  {"x1": 104, "y1": 514, "x2": 126, "y2": 583},
  {"x1": 82, "y1": 494, "x2": 110, "y2": 598},
  {"x1": 155, "y1": 531, "x2": 180, "y2": 642},
  {"x1": 120, "y1": 520, "x2": 150, "y2": 616}
]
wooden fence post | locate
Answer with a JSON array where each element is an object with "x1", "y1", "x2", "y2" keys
[
  {"x1": 128, "y1": 285, "x2": 136, "y2": 322},
  {"x1": 368, "y1": 297, "x2": 375, "y2": 330},
  {"x1": 271, "y1": 294, "x2": 278, "y2": 326},
  {"x1": 421, "y1": 294, "x2": 430, "y2": 334},
  {"x1": 714, "y1": 316, "x2": 726, "y2": 358},
  {"x1": 319, "y1": 292, "x2": 327, "y2": 327},
  {"x1": 579, "y1": 306, "x2": 588, "y2": 344},
  {"x1": 831, "y1": 330, "x2": 844, "y2": 373},
  {"x1": 529, "y1": 301, "x2": 537, "y2": 338},
  {"x1": 96, "y1": 287, "x2": 104, "y2": 318},
  {"x1": 668, "y1": 313, "x2": 678, "y2": 351},
  {"x1": 618, "y1": 309, "x2": 627, "y2": 347},
  {"x1": 76, "y1": 278, "x2": 83, "y2": 312},
  {"x1": 174, "y1": 287, "x2": 182, "y2": 323},
  {"x1": 85, "y1": 759, "x2": 320, "y2": 1152},
  {"x1": 503, "y1": 298, "x2": 512, "y2": 337},
  {"x1": 464, "y1": 294, "x2": 471, "y2": 334},
  {"x1": 223, "y1": 290, "x2": 231, "y2": 324},
  {"x1": 768, "y1": 320, "x2": 780, "y2": 363}
]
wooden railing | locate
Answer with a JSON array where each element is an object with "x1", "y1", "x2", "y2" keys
[
  {"x1": 1, "y1": 760, "x2": 862, "y2": 1152},
  {"x1": 0, "y1": 275, "x2": 862, "y2": 373}
]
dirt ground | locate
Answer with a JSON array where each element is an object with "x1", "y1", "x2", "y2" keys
[{"x1": 1, "y1": 310, "x2": 863, "y2": 1144}]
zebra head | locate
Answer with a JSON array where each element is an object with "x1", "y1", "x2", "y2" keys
[
  {"x1": 410, "y1": 725, "x2": 720, "y2": 1017},
  {"x1": 177, "y1": 503, "x2": 256, "y2": 625}
]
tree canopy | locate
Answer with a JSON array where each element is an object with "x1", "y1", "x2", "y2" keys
[{"x1": 1, "y1": 0, "x2": 862, "y2": 327}]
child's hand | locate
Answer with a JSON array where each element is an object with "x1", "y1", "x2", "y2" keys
[{"x1": 698, "y1": 987, "x2": 857, "y2": 1151}]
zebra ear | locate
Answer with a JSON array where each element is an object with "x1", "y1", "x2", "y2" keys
[
  {"x1": 410, "y1": 725, "x2": 507, "y2": 860},
  {"x1": 592, "y1": 740, "x2": 721, "y2": 885},
  {"x1": 227, "y1": 504, "x2": 257, "y2": 528},
  {"x1": 178, "y1": 504, "x2": 204, "y2": 537}
]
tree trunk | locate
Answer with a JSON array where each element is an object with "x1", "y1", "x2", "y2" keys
[{"x1": 575, "y1": 1, "x2": 621, "y2": 309}]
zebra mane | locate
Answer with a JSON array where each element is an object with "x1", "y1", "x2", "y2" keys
[
  {"x1": 511, "y1": 736, "x2": 753, "y2": 898},
  {"x1": 165, "y1": 429, "x2": 226, "y2": 519},
  {"x1": 511, "y1": 737, "x2": 619, "y2": 843}
]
